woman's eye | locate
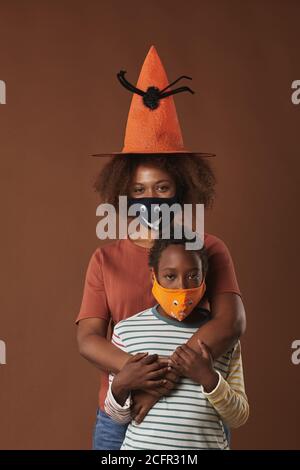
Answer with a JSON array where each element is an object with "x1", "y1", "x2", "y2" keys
[
  {"x1": 156, "y1": 186, "x2": 170, "y2": 192},
  {"x1": 133, "y1": 187, "x2": 144, "y2": 193},
  {"x1": 166, "y1": 274, "x2": 175, "y2": 280},
  {"x1": 189, "y1": 273, "x2": 201, "y2": 280}
]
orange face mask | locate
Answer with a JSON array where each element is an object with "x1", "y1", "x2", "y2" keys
[{"x1": 152, "y1": 273, "x2": 206, "y2": 321}]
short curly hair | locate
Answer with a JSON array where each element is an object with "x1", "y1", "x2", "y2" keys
[
  {"x1": 148, "y1": 229, "x2": 208, "y2": 277},
  {"x1": 94, "y1": 154, "x2": 216, "y2": 208}
]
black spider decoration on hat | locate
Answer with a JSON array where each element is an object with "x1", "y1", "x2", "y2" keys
[{"x1": 117, "y1": 70, "x2": 195, "y2": 110}]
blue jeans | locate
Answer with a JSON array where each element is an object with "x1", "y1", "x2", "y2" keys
[
  {"x1": 92, "y1": 408, "x2": 231, "y2": 450},
  {"x1": 92, "y1": 408, "x2": 128, "y2": 450}
]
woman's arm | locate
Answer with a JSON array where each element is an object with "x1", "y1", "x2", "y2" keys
[
  {"x1": 185, "y1": 293, "x2": 246, "y2": 359},
  {"x1": 77, "y1": 294, "x2": 246, "y2": 372},
  {"x1": 77, "y1": 317, "x2": 130, "y2": 374},
  {"x1": 77, "y1": 318, "x2": 173, "y2": 384},
  {"x1": 76, "y1": 248, "x2": 132, "y2": 374}
]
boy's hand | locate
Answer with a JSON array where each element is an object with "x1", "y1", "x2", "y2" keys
[
  {"x1": 169, "y1": 340, "x2": 219, "y2": 393},
  {"x1": 112, "y1": 353, "x2": 168, "y2": 405},
  {"x1": 131, "y1": 390, "x2": 159, "y2": 424},
  {"x1": 129, "y1": 358, "x2": 180, "y2": 424}
]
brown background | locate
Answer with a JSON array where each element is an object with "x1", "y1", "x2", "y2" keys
[{"x1": 0, "y1": 0, "x2": 299, "y2": 450}]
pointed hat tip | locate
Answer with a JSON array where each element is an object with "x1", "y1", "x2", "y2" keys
[{"x1": 147, "y1": 44, "x2": 159, "y2": 56}]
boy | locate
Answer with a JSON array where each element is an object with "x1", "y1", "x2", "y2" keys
[{"x1": 104, "y1": 234, "x2": 249, "y2": 450}]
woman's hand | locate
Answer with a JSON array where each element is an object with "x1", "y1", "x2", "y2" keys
[
  {"x1": 112, "y1": 353, "x2": 168, "y2": 405},
  {"x1": 169, "y1": 340, "x2": 219, "y2": 393},
  {"x1": 142, "y1": 356, "x2": 180, "y2": 397}
]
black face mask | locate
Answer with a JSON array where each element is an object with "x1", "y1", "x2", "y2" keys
[{"x1": 127, "y1": 195, "x2": 180, "y2": 231}]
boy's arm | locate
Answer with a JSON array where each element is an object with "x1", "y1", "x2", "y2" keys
[
  {"x1": 104, "y1": 328, "x2": 133, "y2": 424},
  {"x1": 104, "y1": 373, "x2": 133, "y2": 424},
  {"x1": 202, "y1": 341, "x2": 249, "y2": 428},
  {"x1": 103, "y1": 327, "x2": 133, "y2": 424}
]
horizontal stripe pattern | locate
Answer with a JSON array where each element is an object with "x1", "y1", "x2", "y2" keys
[{"x1": 105, "y1": 306, "x2": 248, "y2": 450}]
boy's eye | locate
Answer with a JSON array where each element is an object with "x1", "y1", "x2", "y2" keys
[{"x1": 188, "y1": 273, "x2": 201, "y2": 280}]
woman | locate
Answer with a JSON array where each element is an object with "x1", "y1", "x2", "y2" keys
[
  {"x1": 76, "y1": 154, "x2": 245, "y2": 449},
  {"x1": 76, "y1": 46, "x2": 246, "y2": 449}
]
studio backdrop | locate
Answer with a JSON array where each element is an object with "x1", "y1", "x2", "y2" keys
[{"x1": 0, "y1": 0, "x2": 299, "y2": 450}]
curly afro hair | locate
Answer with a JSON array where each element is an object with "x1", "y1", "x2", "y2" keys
[{"x1": 94, "y1": 154, "x2": 216, "y2": 208}]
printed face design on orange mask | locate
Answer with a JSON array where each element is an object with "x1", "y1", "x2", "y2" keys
[{"x1": 151, "y1": 272, "x2": 206, "y2": 321}]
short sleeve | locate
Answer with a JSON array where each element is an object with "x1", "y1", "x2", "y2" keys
[
  {"x1": 111, "y1": 326, "x2": 127, "y2": 353},
  {"x1": 205, "y1": 235, "x2": 242, "y2": 300},
  {"x1": 75, "y1": 248, "x2": 110, "y2": 323}
]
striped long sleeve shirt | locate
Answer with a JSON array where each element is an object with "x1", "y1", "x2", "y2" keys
[{"x1": 104, "y1": 305, "x2": 249, "y2": 450}]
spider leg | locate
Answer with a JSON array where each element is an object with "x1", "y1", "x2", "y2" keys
[
  {"x1": 117, "y1": 70, "x2": 145, "y2": 97},
  {"x1": 160, "y1": 86, "x2": 195, "y2": 98},
  {"x1": 160, "y1": 75, "x2": 192, "y2": 93}
]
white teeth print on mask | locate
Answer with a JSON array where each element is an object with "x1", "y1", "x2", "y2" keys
[{"x1": 127, "y1": 196, "x2": 179, "y2": 230}]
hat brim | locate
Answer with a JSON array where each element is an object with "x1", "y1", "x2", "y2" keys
[{"x1": 91, "y1": 151, "x2": 216, "y2": 158}]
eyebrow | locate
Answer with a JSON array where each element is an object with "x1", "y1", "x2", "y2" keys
[
  {"x1": 133, "y1": 179, "x2": 172, "y2": 185},
  {"x1": 160, "y1": 266, "x2": 201, "y2": 272}
]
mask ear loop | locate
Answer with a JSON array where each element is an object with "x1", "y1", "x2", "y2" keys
[{"x1": 150, "y1": 268, "x2": 156, "y2": 284}]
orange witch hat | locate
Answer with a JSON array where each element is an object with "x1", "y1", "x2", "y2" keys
[{"x1": 93, "y1": 45, "x2": 215, "y2": 157}]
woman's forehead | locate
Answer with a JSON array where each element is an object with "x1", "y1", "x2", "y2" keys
[{"x1": 132, "y1": 164, "x2": 173, "y2": 182}]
